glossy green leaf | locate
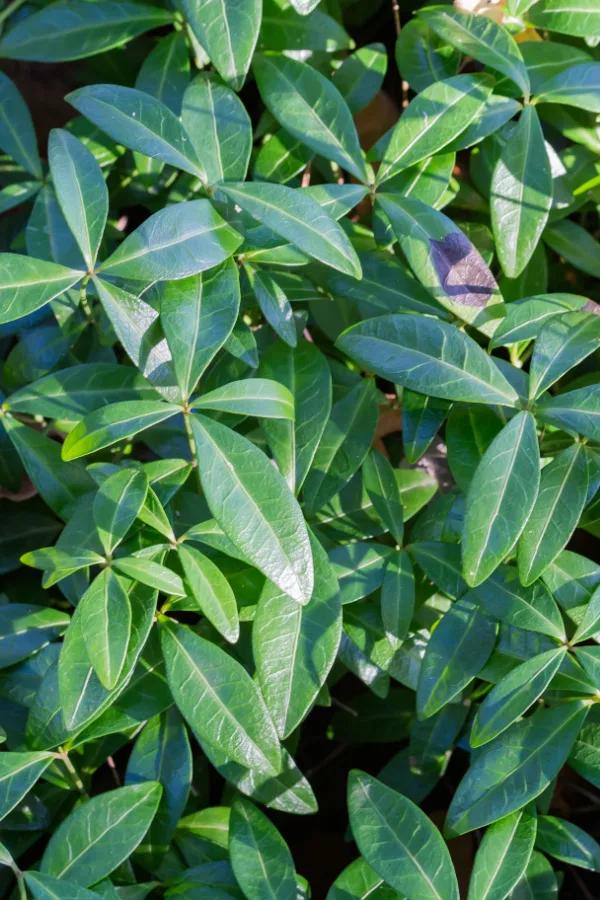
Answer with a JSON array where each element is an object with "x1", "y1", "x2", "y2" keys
[
  {"x1": 182, "y1": 73, "x2": 252, "y2": 184},
  {"x1": 536, "y1": 815, "x2": 600, "y2": 870},
  {"x1": 472, "y1": 567, "x2": 566, "y2": 640},
  {"x1": 194, "y1": 378, "x2": 294, "y2": 420},
  {"x1": 183, "y1": 0, "x2": 261, "y2": 91},
  {"x1": 376, "y1": 195, "x2": 504, "y2": 330},
  {"x1": 537, "y1": 385, "x2": 600, "y2": 441},
  {"x1": 417, "y1": 596, "x2": 497, "y2": 719},
  {"x1": 136, "y1": 31, "x2": 190, "y2": 114},
  {"x1": 337, "y1": 314, "x2": 518, "y2": 406},
  {"x1": 419, "y1": 8, "x2": 530, "y2": 97},
  {"x1": 125, "y1": 708, "x2": 192, "y2": 869},
  {"x1": 79, "y1": 570, "x2": 132, "y2": 690},
  {"x1": 259, "y1": 339, "x2": 331, "y2": 493},
  {"x1": 408, "y1": 541, "x2": 467, "y2": 599},
  {"x1": 93, "y1": 468, "x2": 148, "y2": 556},
  {"x1": 41, "y1": 782, "x2": 162, "y2": 885},
  {"x1": 329, "y1": 542, "x2": 395, "y2": 605},
  {"x1": 254, "y1": 529, "x2": 341, "y2": 738},
  {"x1": 23, "y1": 872, "x2": 104, "y2": 900},
  {"x1": 446, "y1": 701, "x2": 589, "y2": 835},
  {"x1": 491, "y1": 106, "x2": 552, "y2": 279},
  {"x1": 99, "y1": 201, "x2": 242, "y2": 280},
  {"x1": 6, "y1": 364, "x2": 161, "y2": 419},
  {"x1": 334, "y1": 43, "x2": 387, "y2": 114},
  {"x1": 244, "y1": 262, "x2": 296, "y2": 346},
  {"x1": 327, "y1": 857, "x2": 403, "y2": 900},
  {"x1": 0, "y1": 603, "x2": 69, "y2": 668},
  {"x1": 402, "y1": 391, "x2": 450, "y2": 465},
  {"x1": 0, "y1": 2, "x2": 172, "y2": 62},
  {"x1": 191, "y1": 413, "x2": 313, "y2": 604},
  {"x1": 113, "y1": 558, "x2": 184, "y2": 596},
  {"x1": 471, "y1": 648, "x2": 567, "y2": 747},
  {"x1": 381, "y1": 550, "x2": 415, "y2": 648},
  {"x1": 221, "y1": 183, "x2": 361, "y2": 278},
  {"x1": 362, "y1": 450, "x2": 404, "y2": 546},
  {"x1": 0, "y1": 254, "x2": 84, "y2": 325},
  {"x1": 0, "y1": 752, "x2": 54, "y2": 821},
  {"x1": 48, "y1": 129, "x2": 108, "y2": 270},
  {"x1": 159, "y1": 617, "x2": 281, "y2": 774},
  {"x1": 177, "y1": 543, "x2": 239, "y2": 643},
  {"x1": 463, "y1": 412, "x2": 540, "y2": 587},
  {"x1": 572, "y1": 583, "x2": 600, "y2": 643},
  {"x1": 62, "y1": 401, "x2": 181, "y2": 461},
  {"x1": 253, "y1": 52, "x2": 368, "y2": 183},
  {"x1": 376, "y1": 74, "x2": 492, "y2": 185},
  {"x1": 303, "y1": 377, "x2": 378, "y2": 515},
  {"x1": 518, "y1": 443, "x2": 589, "y2": 586},
  {"x1": 0, "y1": 72, "x2": 42, "y2": 178},
  {"x1": 528, "y1": 0, "x2": 600, "y2": 37},
  {"x1": 348, "y1": 770, "x2": 459, "y2": 900},
  {"x1": 489, "y1": 293, "x2": 588, "y2": 349},
  {"x1": 229, "y1": 795, "x2": 297, "y2": 900},
  {"x1": 529, "y1": 311, "x2": 600, "y2": 400},
  {"x1": 67, "y1": 84, "x2": 204, "y2": 178},
  {"x1": 466, "y1": 811, "x2": 537, "y2": 900}
]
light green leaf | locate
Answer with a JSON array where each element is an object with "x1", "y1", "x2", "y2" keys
[
  {"x1": 254, "y1": 529, "x2": 341, "y2": 738},
  {"x1": 259, "y1": 339, "x2": 332, "y2": 494},
  {"x1": 572, "y1": 583, "x2": 600, "y2": 643},
  {"x1": 93, "y1": 468, "x2": 148, "y2": 556},
  {"x1": 518, "y1": 442, "x2": 589, "y2": 586},
  {"x1": 337, "y1": 314, "x2": 518, "y2": 406},
  {"x1": 62, "y1": 401, "x2": 181, "y2": 461},
  {"x1": 229, "y1": 795, "x2": 297, "y2": 900},
  {"x1": 489, "y1": 293, "x2": 588, "y2": 349},
  {"x1": 191, "y1": 414, "x2": 313, "y2": 604},
  {"x1": 0, "y1": 752, "x2": 54, "y2": 822},
  {"x1": 160, "y1": 260, "x2": 240, "y2": 400},
  {"x1": 48, "y1": 129, "x2": 108, "y2": 270},
  {"x1": 183, "y1": 0, "x2": 261, "y2": 91},
  {"x1": 376, "y1": 74, "x2": 492, "y2": 185},
  {"x1": 528, "y1": 0, "x2": 600, "y2": 38},
  {"x1": 381, "y1": 550, "x2": 415, "y2": 649},
  {"x1": 177, "y1": 543, "x2": 239, "y2": 643},
  {"x1": 471, "y1": 648, "x2": 567, "y2": 748},
  {"x1": 113, "y1": 558, "x2": 185, "y2": 596},
  {"x1": 491, "y1": 106, "x2": 552, "y2": 279},
  {"x1": 135, "y1": 31, "x2": 190, "y2": 114},
  {"x1": 221, "y1": 182, "x2": 361, "y2": 278},
  {"x1": 79, "y1": 569, "x2": 132, "y2": 690},
  {"x1": 463, "y1": 412, "x2": 540, "y2": 587},
  {"x1": 182, "y1": 73, "x2": 252, "y2": 183},
  {"x1": 253, "y1": 52, "x2": 368, "y2": 183},
  {"x1": 98, "y1": 200, "x2": 242, "y2": 280},
  {"x1": 66, "y1": 84, "x2": 204, "y2": 178},
  {"x1": 419, "y1": 8, "x2": 530, "y2": 97},
  {"x1": 348, "y1": 770, "x2": 459, "y2": 900},
  {"x1": 159, "y1": 617, "x2": 281, "y2": 774},
  {"x1": 194, "y1": 378, "x2": 294, "y2": 420},
  {"x1": 466, "y1": 811, "x2": 537, "y2": 900},
  {"x1": 40, "y1": 782, "x2": 162, "y2": 885},
  {"x1": 446, "y1": 701, "x2": 589, "y2": 835},
  {"x1": 417, "y1": 596, "x2": 497, "y2": 719},
  {"x1": 0, "y1": 254, "x2": 84, "y2": 325}
]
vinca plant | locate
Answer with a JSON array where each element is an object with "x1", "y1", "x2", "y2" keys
[{"x1": 2, "y1": 0, "x2": 600, "y2": 896}]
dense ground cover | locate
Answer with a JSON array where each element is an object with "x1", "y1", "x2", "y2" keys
[{"x1": 1, "y1": 0, "x2": 600, "y2": 896}]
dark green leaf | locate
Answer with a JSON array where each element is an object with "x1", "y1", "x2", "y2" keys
[
  {"x1": 229, "y1": 795, "x2": 297, "y2": 900},
  {"x1": 0, "y1": 752, "x2": 54, "y2": 821},
  {"x1": 466, "y1": 811, "x2": 537, "y2": 900},
  {"x1": 0, "y1": 255, "x2": 83, "y2": 325},
  {"x1": 0, "y1": 72, "x2": 42, "y2": 178},
  {"x1": 183, "y1": 0, "x2": 261, "y2": 91},
  {"x1": 62, "y1": 401, "x2": 181, "y2": 461},
  {"x1": 93, "y1": 468, "x2": 148, "y2": 556}
]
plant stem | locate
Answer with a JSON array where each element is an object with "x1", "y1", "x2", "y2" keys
[
  {"x1": 0, "y1": 0, "x2": 27, "y2": 28},
  {"x1": 58, "y1": 749, "x2": 87, "y2": 797},
  {"x1": 16, "y1": 874, "x2": 26, "y2": 900},
  {"x1": 183, "y1": 410, "x2": 201, "y2": 491},
  {"x1": 79, "y1": 273, "x2": 95, "y2": 326}
]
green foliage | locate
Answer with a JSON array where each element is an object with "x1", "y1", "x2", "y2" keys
[{"x1": 0, "y1": 1, "x2": 600, "y2": 898}]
